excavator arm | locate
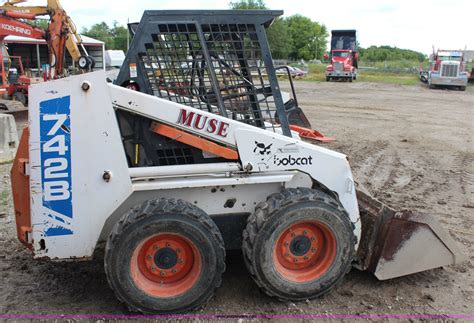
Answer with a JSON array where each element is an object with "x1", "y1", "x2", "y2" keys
[
  {"x1": 0, "y1": 15, "x2": 45, "y2": 40},
  {"x1": 0, "y1": 0, "x2": 92, "y2": 78}
]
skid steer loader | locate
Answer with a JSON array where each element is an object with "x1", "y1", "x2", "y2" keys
[{"x1": 11, "y1": 10, "x2": 464, "y2": 313}]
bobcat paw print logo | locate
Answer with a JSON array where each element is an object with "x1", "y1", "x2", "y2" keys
[{"x1": 254, "y1": 141, "x2": 273, "y2": 156}]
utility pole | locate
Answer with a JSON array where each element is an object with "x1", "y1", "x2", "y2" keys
[{"x1": 127, "y1": 18, "x2": 130, "y2": 52}]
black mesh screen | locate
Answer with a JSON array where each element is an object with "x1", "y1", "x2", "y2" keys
[{"x1": 140, "y1": 22, "x2": 280, "y2": 132}]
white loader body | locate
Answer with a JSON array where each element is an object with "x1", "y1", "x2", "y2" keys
[{"x1": 28, "y1": 71, "x2": 360, "y2": 259}]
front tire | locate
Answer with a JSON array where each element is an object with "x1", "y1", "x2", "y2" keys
[
  {"x1": 105, "y1": 198, "x2": 225, "y2": 313},
  {"x1": 242, "y1": 188, "x2": 355, "y2": 301}
]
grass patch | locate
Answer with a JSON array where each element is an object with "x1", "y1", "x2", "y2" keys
[
  {"x1": 298, "y1": 63, "x2": 420, "y2": 86},
  {"x1": 357, "y1": 73, "x2": 419, "y2": 85}
]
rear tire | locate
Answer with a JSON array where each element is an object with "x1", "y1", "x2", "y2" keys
[
  {"x1": 242, "y1": 188, "x2": 355, "y2": 301},
  {"x1": 459, "y1": 86, "x2": 466, "y2": 91},
  {"x1": 326, "y1": 76, "x2": 330, "y2": 82},
  {"x1": 105, "y1": 198, "x2": 225, "y2": 313}
]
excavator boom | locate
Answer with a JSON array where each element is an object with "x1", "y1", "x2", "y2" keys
[{"x1": 0, "y1": 0, "x2": 91, "y2": 77}]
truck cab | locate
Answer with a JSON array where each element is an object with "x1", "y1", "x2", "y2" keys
[
  {"x1": 325, "y1": 49, "x2": 358, "y2": 82},
  {"x1": 428, "y1": 50, "x2": 469, "y2": 90}
]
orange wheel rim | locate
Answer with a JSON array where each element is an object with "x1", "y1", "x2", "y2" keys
[
  {"x1": 130, "y1": 233, "x2": 202, "y2": 298},
  {"x1": 273, "y1": 221, "x2": 337, "y2": 283}
]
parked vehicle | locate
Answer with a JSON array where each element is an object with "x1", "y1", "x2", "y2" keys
[
  {"x1": 427, "y1": 50, "x2": 469, "y2": 91},
  {"x1": 276, "y1": 65, "x2": 307, "y2": 78},
  {"x1": 325, "y1": 30, "x2": 359, "y2": 82}
]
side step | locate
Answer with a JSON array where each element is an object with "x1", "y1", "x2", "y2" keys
[{"x1": 356, "y1": 189, "x2": 465, "y2": 280}]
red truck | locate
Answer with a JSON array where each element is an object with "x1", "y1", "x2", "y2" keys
[
  {"x1": 426, "y1": 50, "x2": 469, "y2": 90},
  {"x1": 325, "y1": 30, "x2": 359, "y2": 82}
]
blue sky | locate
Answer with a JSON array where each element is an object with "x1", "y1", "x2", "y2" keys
[{"x1": 21, "y1": 0, "x2": 473, "y2": 54}]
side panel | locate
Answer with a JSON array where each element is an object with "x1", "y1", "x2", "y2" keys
[
  {"x1": 29, "y1": 71, "x2": 133, "y2": 259},
  {"x1": 235, "y1": 128, "x2": 361, "y2": 241},
  {"x1": 111, "y1": 85, "x2": 362, "y2": 242}
]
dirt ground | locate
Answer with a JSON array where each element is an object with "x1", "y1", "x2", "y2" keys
[{"x1": 0, "y1": 81, "x2": 473, "y2": 317}]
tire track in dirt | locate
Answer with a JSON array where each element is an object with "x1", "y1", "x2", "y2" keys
[
  {"x1": 456, "y1": 152, "x2": 474, "y2": 199},
  {"x1": 347, "y1": 140, "x2": 406, "y2": 201}
]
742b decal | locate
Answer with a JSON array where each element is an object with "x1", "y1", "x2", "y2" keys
[{"x1": 39, "y1": 96, "x2": 73, "y2": 236}]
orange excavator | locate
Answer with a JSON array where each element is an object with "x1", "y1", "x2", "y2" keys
[{"x1": 0, "y1": 0, "x2": 94, "y2": 111}]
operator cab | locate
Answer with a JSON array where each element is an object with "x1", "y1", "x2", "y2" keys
[{"x1": 0, "y1": 44, "x2": 11, "y2": 89}]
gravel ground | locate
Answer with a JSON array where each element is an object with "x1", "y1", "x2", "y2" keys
[{"x1": 0, "y1": 81, "x2": 472, "y2": 318}]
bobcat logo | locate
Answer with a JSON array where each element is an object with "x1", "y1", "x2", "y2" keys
[{"x1": 254, "y1": 141, "x2": 273, "y2": 155}]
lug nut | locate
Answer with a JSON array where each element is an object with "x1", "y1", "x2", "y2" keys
[
  {"x1": 160, "y1": 272, "x2": 165, "y2": 276},
  {"x1": 176, "y1": 248, "x2": 181, "y2": 253}
]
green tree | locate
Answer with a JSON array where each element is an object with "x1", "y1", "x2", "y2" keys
[
  {"x1": 229, "y1": 0, "x2": 266, "y2": 9},
  {"x1": 312, "y1": 22, "x2": 328, "y2": 60},
  {"x1": 286, "y1": 15, "x2": 327, "y2": 61},
  {"x1": 110, "y1": 21, "x2": 128, "y2": 52},
  {"x1": 229, "y1": 0, "x2": 292, "y2": 59},
  {"x1": 266, "y1": 18, "x2": 291, "y2": 59},
  {"x1": 360, "y1": 46, "x2": 426, "y2": 62},
  {"x1": 82, "y1": 21, "x2": 129, "y2": 52},
  {"x1": 81, "y1": 22, "x2": 114, "y2": 49}
]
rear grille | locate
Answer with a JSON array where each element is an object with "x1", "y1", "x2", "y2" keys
[
  {"x1": 441, "y1": 64, "x2": 459, "y2": 77},
  {"x1": 335, "y1": 62, "x2": 344, "y2": 72}
]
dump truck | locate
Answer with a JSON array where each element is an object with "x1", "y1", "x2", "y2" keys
[
  {"x1": 325, "y1": 30, "x2": 359, "y2": 82},
  {"x1": 427, "y1": 50, "x2": 469, "y2": 90},
  {"x1": 11, "y1": 10, "x2": 464, "y2": 314}
]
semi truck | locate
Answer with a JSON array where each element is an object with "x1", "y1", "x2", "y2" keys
[
  {"x1": 427, "y1": 50, "x2": 469, "y2": 91},
  {"x1": 325, "y1": 30, "x2": 358, "y2": 82}
]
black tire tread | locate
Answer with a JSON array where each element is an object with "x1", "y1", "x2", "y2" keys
[
  {"x1": 104, "y1": 198, "x2": 225, "y2": 313},
  {"x1": 242, "y1": 187, "x2": 356, "y2": 301}
]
